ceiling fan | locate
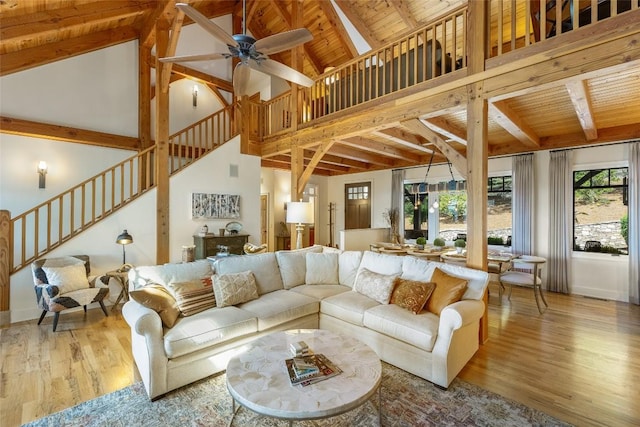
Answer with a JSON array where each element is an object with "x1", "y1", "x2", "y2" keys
[{"x1": 160, "y1": 2, "x2": 314, "y2": 96}]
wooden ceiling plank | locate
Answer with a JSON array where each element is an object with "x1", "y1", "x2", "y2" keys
[
  {"x1": 333, "y1": 0, "x2": 380, "y2": 48},
  {"x1": 330, "y1": 143, "x2": 395, "y2": 167},
  {"x1": 0, "y1": 1, "x2": 151, "y2": 48},
  {"x1": 489, "y1": 100, "x2": 540, "y2": 147},
  {"x1": 303, "y1": 150, "x2": 370, "y2": 170},
  {"x1": 422, "y1": 117, "x2": 468, "y2": 145},
  {"x1": 339, "y1": 135, "x2": 418, "y2": 160},
  {"x1": 316, "y1": 0, "x2": 359, "y2": 58},
  {"x1": 0, "y1": 27, "x2": 138, "y2": 76},
  {"x1": 261, "y1": 159, "x2": 332, "y2": 175},
  {"x1": 0, "y1": 116, "x2": 139, "y2": 150},
  {"x1": 565, "y1": 80, "x2": 598, "y2": 141},
  {"x1": 390, "y1": 0, "x2": 419, "y2": 29},
  {"x1": 400, "y1": 119, "x2": 468, "y2": 178}
]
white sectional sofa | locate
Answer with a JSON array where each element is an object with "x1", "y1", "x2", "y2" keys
[{"x1": 122, "y1": 246, "x2": 489, "y2": 400}]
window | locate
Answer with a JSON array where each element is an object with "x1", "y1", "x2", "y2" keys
[
  {"x1": 573, "y1": 167, "x2": 628, "y2": 254},
  {"x1": 487, "y1": 176, "x2": 512, "y2": 245}
]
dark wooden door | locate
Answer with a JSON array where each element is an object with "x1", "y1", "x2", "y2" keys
[{"x1": 345, "y1": 182, "x2": 371, "y2": 229}]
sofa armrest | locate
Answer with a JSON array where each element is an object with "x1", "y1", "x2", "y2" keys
[
  {"x1": 438, "y1": 299, "x2": 485, "y2": 337},
  {"x1": 122, "y1": 299, "x2": 163, "y2": 338}
]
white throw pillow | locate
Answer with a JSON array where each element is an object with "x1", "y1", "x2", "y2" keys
[
  {"x1": 305, "y1": 252, "x2": 339, "y2": 284},
  {"x1": 275, "y1": 251, "x2": 308, "y2": 289},
  {"x1": 353, "y1": 267, "x2": 398, "y2": 304},
  {"x1": 42, "y1": 263, "x2": 90, "y2": 293},
  {"x1": 338, "y1": 251, "x2": 363, "y2": 287},
  {"x1": 213, "y1": 271, "x2": 259, "y2": 307}
]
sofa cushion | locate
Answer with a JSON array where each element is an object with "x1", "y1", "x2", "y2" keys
[
  {"x1": 129, "y1": 265, "x2": 172, "y2": 290},
  {"x1": 166, "y1": 277, "x2": 216, "y2": 316},
  {"x1": 320, "y1": 291, "x2": 380, "y2": 326},
  {"x1": 290, "y1": 284, "x2": 351, "y2": 300},
  {"x1": 305, "y1": 252, "x2": 339, "y2": 284},
  {"x1": 390, "y1": 277, "x2": 435, "y2": 314},
  {"x1": 358, "y1": 251, "x2": 405, "y2": 277},
  {"x1": 163, "y1": 306, "x2": 258, "y2": 359},
  {"x1": 401, "y1": 256, "x2": 437, "y2": 282},
  {"x1": 238, "y1": 289, "x2": 319, "y2": 331},
  {"x1": 215, "y1": 252, "x2": 284, "y2": 295},
  {"x1": 426, "y1": 267, "x2": 468, "y2": 315},
  {"x1": 129, "y1": 284, "x2": 181, "y2": 328},
  {"x1": 275, "y1": 251, "x2": 307, "y2": 289},
  {"x1": 338, "y1": 251, "x2": 363, "y2": 287},
  {"x1": 163, "y1": 260, "x2": 213, "y2": 283},
  {"x1": 353, "y1": 268, "x2": 398, "y2": 304},
  {"x1": 213, "y1": 271, "x2": 259, "y2": 308},
  {"x1": 363, "y1": 304, "x2": 439, "y2": 351}
]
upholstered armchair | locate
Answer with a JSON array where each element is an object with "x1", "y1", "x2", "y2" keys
[{"x1": 32, "y1": 255, "x2": 109, "y2": 331}]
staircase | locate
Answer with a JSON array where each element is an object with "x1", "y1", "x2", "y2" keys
[{"x1": 7, "y1": 103, "x2": 239, "y2": 274}]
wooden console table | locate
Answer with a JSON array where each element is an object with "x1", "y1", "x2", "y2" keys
[{"x1": 193, "y1": 234, "x2": 249, "y2": 259}]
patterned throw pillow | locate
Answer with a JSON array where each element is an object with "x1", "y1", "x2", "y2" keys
[
  {"x1": 42, "y1": 263, "x2": 90, "y2": 293},
  {"x1": 353, "y1": 268, "x2": 398, "y2": 304},
  {"x1": 426, "y1": 267, "x2": 468, "y2": 315},
  {"x1": 212, "y1": 271, "x2": 259, "y2": 308},
  {"x1": 165, "y1": 277, "x2": 216, "y2": 316},
  {"x1": 129, "y1": 285, "x2": 181, "y2": 328},
  {"x1": 390, "y1": 278, "x2": 436, "y2": 314}
]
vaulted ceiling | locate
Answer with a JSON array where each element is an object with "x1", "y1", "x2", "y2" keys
[{"x1": 2, "y1": 1, "x2": 640, "y2": 176}]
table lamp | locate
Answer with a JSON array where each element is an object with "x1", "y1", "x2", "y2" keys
[
  {"x1": 116, "y1": 229, "x2": 133, "y2": 265},
  {"x1": 286, "y1": 201, "x2": 314, "y2": 249}
]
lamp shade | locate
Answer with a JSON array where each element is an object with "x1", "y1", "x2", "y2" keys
[
  {"x1": 116, "y1": 229, "x2": 133, "y2": 245},
  {"x1": 286, "y1": 202, "x2": 314, "y2": 224}
]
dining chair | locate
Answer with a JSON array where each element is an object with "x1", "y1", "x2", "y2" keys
[
  {"x1": 498, "y1": 255, "x2": 548, "y2": 313},
  {"x1": 440, "y1": 253, "x2": 467, "y2": 266}
]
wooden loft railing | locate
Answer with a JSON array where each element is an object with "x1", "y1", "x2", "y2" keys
[
  {"x1": 8, "y1": 103, "x2": 239, "y2": 274},
  {"x1": 256, "y1": 0, "x2": 637, "y2": 140}
]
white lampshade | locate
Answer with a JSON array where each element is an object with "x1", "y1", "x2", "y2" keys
[{"x1": 286, "y1": 201, "x2": 314, "y2": 224}]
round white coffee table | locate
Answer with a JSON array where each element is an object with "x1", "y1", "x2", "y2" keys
[{"x1": 226, "y1": 329, "x2": 382, "y2": 426}]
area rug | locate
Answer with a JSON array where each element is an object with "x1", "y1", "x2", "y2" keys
[{"x1": 25, "y1": 363, "x2": 571, "y2": 427}]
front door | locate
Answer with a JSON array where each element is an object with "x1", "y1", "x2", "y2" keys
[{"x1": 344, "y1": 182, "x2": 371, "y2": 229}]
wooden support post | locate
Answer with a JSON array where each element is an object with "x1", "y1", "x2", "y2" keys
[
  {"x1": 0, "y1": 209, "x2": 10, "y2": 326},
  {"x1": 467, "y1": 0, "x2": 489, "y2": 344},
  {"x1": 239, "y1": 95, "x2": 250, "y2": 154},
  {"x1": 155, "y1": 19, "x2": 170, "y2": 264}
]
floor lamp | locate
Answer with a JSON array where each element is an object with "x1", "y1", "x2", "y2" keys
[
  {"x1": 116, "y1": 229, "x2": 133, "y2": 265},
  {"x1": 286, "y1": 201, "x2": 314, "y2": 249}
]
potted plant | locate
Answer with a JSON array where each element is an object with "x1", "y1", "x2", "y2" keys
[
  {"x1": 433, "y1": 237, "x2": 446, "y2": 250},
  {"x1": 454, "y1": 238, "x2": 466, "y2": 253},
  {"x1": 416, "y1": 236, "x2": 426, "y2": 250}
]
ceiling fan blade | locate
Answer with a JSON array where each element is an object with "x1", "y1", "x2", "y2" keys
[
  {"x1": 253, "y1": 29, "x2": 313, "y2": 55},
  {"x1": 176, "y1": 3, "x2": 239, "y2": 48},
  {"x1": 159, "y1": 53, "x2": 227, "y2": 63},
  {"x1": 249, "y1": 58, "x2": 314, "y2": 87},
  {"x1": 233, "y1": 63, "x2": 251, "y2": 96}
]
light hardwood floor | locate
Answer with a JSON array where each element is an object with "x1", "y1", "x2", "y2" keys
[{"x1": 1, "y1": 283, "x2": 639, "y2": 427}]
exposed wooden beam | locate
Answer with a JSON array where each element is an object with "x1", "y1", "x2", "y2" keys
[
  {"x1": 330, "y1": 144, "x2": 395, "y2": 167},
  {"x1": 151, "y1": 60, "x2": 234, "y2": 93},
  {"x1": 333, "y1": 0, "x2": 379, "y2": 48},
  {"x1": 339, "y1": 136, "x2": 429, "y2": 162},
  {"x1": 299, "y1": 140, "x2": 336, "y2": 189},
  {"x1": 261, "y1": 159, "x2": 332, "y2": 176},
  {"x1": 0, "y1": 116, "x2": 139, "y2": 150},
  {"x1": 422, "y1": 117, "x2": 468, "y2": 145},
  {"x1": 161, "y1": 10, "x2": 185, "y2": 92},
  {"x1": 140, "y1": 1, "x2": 177, "y2": 48},
  {"x1": 0, "y1": 27, "x2": 138, "y2": 76},
  {"x1": 372, "y1": 130, "x2": 434, "y2": 154},
  {"x1": 489, "y1": 100, "x2": 540, "y2": 147},
  {"x1": 565, "y1": 80, "x2": 598, "y2": 141},
  {"x1": 390, "y1": 0, "x2": 419, "y2": 29},
  {"x1": 400, "y1": 119, "x2": 468, "y2": 178},
  {"x1": 303, "y1": 150, "x2": 370, "y2": 170}
]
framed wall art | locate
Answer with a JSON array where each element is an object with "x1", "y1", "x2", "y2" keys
[{"x1": 192, "y1": 193, "x2": 240, "y2": 219}]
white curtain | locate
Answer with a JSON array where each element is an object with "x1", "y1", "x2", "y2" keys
[
  {"x1": 548, "y1": 150, "x2": 573, "y2": 294},
  {"x1": 391, "y1": 169, "x2": 405, "y2": 243},
  {"x1": 512, "y1": 154, "x2": 534, "y2": 255},
  {"x1": 629, "y1": 142, "x2": 640, "y2": 304}
]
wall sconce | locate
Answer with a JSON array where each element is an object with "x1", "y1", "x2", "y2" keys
[
  {"x1": 115, "y1": 229, "x2": 133, "y2": 265},
  {"x1": 37, "y1": 161, "x2": 47, "y2": 189},
  {"x1": 192, "y1": 84, "x2": 198, "y2": 107}
]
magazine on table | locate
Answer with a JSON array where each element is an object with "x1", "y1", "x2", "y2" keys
[{"x1": 285, "y1": 353, "x2": 342, "y2": 386}]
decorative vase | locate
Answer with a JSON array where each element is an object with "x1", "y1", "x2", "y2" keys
[
  {"x1": 456, "y1": 247, "x2": 463, "y2": 254},
  {"x1": 219, "y1": 228, "x2": 226, "y2": 236}
]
